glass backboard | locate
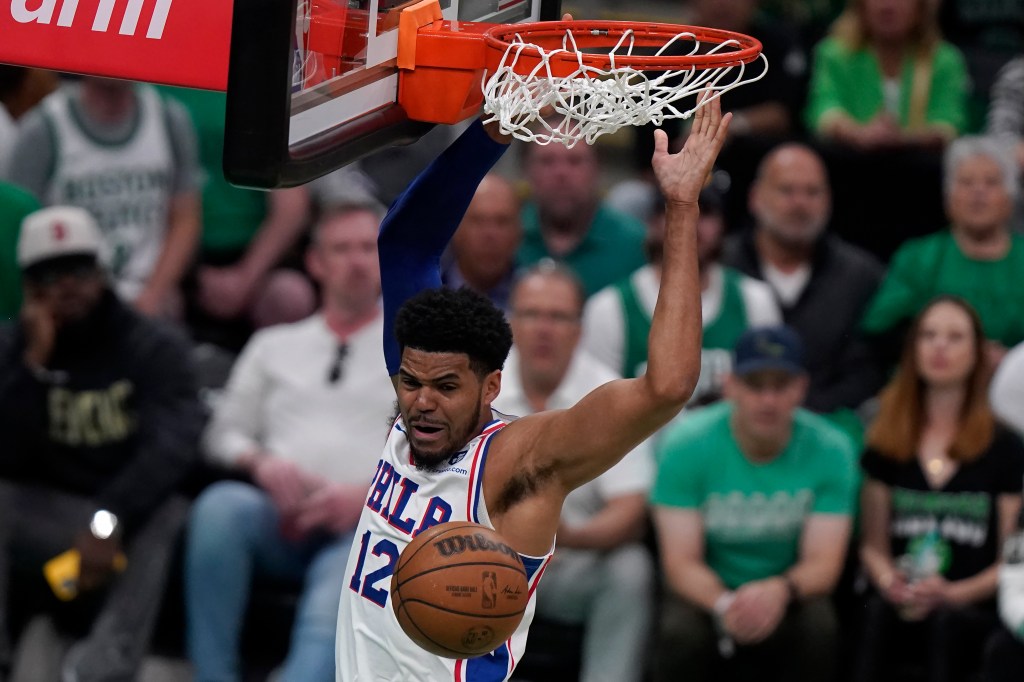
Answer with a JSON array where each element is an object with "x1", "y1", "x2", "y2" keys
[{"x1": 224, "y1": 0, "x2": 561, "y2": 188}]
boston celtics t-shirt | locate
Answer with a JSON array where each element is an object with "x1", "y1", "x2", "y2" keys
[
  {"x1": 652, "y1": 402, "x2": 858, "y2": 589},
  {"x1": 861, "y1": 427, "x2": 1024, "y2": 582}
]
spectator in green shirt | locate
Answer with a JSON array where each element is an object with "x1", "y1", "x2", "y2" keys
[
  {"x1": 651, "y1": 325, "x2": 857, "y2": 682},
  {"x1": 517, "y1": 129, "x2": 647, "y2": 297},
  {"x1": 805, "y1": 0, "x2": 968, "y2": 150},
  {"x1": 862, "y1": 135, "x2": 1024, "y2": 370}
]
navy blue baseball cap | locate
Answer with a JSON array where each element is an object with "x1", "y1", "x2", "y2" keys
[{"x1": 733, "y1": 326, "x2": 806, "y2": 377}]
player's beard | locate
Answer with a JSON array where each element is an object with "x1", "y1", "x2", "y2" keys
[{"x1": 407, "y1": 393, "x2": 484, "y2": 469}]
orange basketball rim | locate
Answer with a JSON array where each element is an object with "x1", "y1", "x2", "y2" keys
[{"x1": 392, "y1": 0, "x2": 764, "y2": 130}]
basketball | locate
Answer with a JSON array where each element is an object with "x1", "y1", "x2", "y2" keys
[{"x1": 391, "y1": 521, "x2": 529, "y2": 658}]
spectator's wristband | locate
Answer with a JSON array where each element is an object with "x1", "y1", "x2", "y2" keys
[
  {"x1": 712, "y1": 592, "x2": 736, "y2": 659},
  {"x1": 713, "y1": 591, "x2": 735, "y2": 617},
  {"x1": 89, "y1": 509, "x2": 120, "y2": 540}
]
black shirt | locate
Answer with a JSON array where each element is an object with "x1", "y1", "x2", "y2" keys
[
  {"x1": 722, "y1": 230, "x2": 885, "y2": 412},
  {"x1": 0, "y1": 291, "x2": 204, "y2": 527},
  {"x1": 862, "y1": 428, "x2": 1024, "y2": 582}
]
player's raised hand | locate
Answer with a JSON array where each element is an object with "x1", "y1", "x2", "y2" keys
[{"x1": 651, "y1": 93, "x2": 731, "y2": 207}]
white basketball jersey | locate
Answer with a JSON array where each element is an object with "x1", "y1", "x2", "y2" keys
[
  {"x1": 336, "y1": 413, "x2": 553, "y2": 681},
  {"x1": 43, "y1": 84, "x2": 174, "y2": 300}
]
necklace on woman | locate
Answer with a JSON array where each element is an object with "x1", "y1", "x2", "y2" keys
[
  {"x1": 921, "y1": 452, "x2": 957, "y2": 488},
  {"x1": 925, "y1": 457, "x2": 948, "y2": 476}
]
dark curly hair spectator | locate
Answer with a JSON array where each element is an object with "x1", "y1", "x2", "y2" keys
[{"x1": 395, "y1": 286, "x2": 513, "y2": 376}]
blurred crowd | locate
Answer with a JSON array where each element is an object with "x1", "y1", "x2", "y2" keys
[{"x1": 2, "y1": 0, "x2": 1024, "y2": 680}]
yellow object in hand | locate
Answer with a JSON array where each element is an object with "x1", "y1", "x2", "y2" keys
[{"x1": 43, "y1": 549, "x2": 128, "y2": 601}]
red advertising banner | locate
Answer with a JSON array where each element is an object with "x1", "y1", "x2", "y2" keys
[{"x1": 0, "y1": 0, "x2": 232, "y2": 90}]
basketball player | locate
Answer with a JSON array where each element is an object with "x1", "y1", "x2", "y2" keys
[{"x1": 336, "y1": 97, "x2": 731, "y2": 681}]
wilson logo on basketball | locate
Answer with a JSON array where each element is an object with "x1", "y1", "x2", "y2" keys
[
  {"x1": 432, "y1": 533, "x2": 520, "y2": 560},
  {"x1": 9, "y1": 0, "x2": 174, "y2": 39}
]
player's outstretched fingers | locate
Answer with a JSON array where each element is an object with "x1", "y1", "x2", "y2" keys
[
  {"x1": 653, "y1": 128, "x2": 669, "y2": 157},
  {"x1": 692, "y1": 93, "x2": 706, "y2": 136},
  {"x1": 711, "y1": 101, "x2": 732, "y2": 147},
  {"x1": 699, "y1": 94, "x2": 719, "y2": 139},
  {"x1": 694, "y1": 95, "x2": 727, "y2": 148}
]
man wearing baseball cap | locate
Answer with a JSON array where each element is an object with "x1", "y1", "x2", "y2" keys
[
  {"x1": 650, "y1": 325, "x2": 858, "y2": 682},
  {"x1": 0, "y1": 206, "x2": 203, "y2": 681}
]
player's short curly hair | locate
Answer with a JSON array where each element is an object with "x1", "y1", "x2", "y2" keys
[{"x1": 395, "y1": 287, "x2": 513, "y2": 376}]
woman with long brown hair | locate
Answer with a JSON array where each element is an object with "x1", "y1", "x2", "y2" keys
[{"x1": 855, "y1": 295, "x2": 1024, "y2": 681}]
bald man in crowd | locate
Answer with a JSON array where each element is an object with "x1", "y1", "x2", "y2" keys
[
  {"x1": 721, "y1": 143, "x2": 884, "y2": 423},
  {"x1": 443, "y1": 173, "x2": 523, "y2": 313}
]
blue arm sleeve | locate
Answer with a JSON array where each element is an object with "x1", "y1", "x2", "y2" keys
[{"x1": 379, "y1": 119, "x2": 510, "y2": 375}]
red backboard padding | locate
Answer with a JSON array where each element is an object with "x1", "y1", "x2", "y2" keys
[{"x1": 0, "y1": 0, "x2": 231, "y2": 90}]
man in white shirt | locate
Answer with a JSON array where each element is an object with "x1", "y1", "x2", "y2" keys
[
  {"x1": 493, "y1": 261, "x2": 655, "y2": 682},
  {"x1": 184, "y1": 202, "x2": 395, "y2": 682},
  {"x1": 583, "y1": 185, "x2": 780, "y2": 406}
]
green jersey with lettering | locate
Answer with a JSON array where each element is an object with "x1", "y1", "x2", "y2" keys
[
  {"x1": 652, "y1": 402, "x2": 857, "y2": 589},
  {"x1": 42, "y1": 84, "x2": 174, "y2": 300}
]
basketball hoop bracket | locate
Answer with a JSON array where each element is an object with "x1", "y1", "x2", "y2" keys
[{"x1": 395, "y1": 0, "x2": 767, "y2": 146}]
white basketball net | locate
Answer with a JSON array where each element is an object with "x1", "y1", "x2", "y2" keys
[{"x1": 481, "y1": 28, "x2": 768, "y2": 147}]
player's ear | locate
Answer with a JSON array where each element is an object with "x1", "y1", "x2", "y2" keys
[{"x1": 482, "y1": 369, "x2": 502, "y2": 405}]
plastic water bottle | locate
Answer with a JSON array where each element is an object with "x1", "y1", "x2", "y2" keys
[
  {"x1": 906, "y1": 530, "x2": 944, "y2": 581},
  {"x1": 896, "y1": 530, "x2": 943, "y2": 620}
]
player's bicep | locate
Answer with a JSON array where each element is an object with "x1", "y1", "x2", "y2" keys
[{"x1": 528, "y1": 377, "x2": 677, "y2": 490}]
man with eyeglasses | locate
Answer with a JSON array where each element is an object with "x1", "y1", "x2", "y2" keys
[
  {"x1": 0, "y1": 205, "x2": 203, "y2": 681},
  {"x1": 650, "y1": 325, "x2": 857, "y2": 682},
  {"x1": 185, "y1": 202, "x2": 395, "y2": 681},
  {"x1": 491, "y1": 260, "x2": 656, "y2": 682}
]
